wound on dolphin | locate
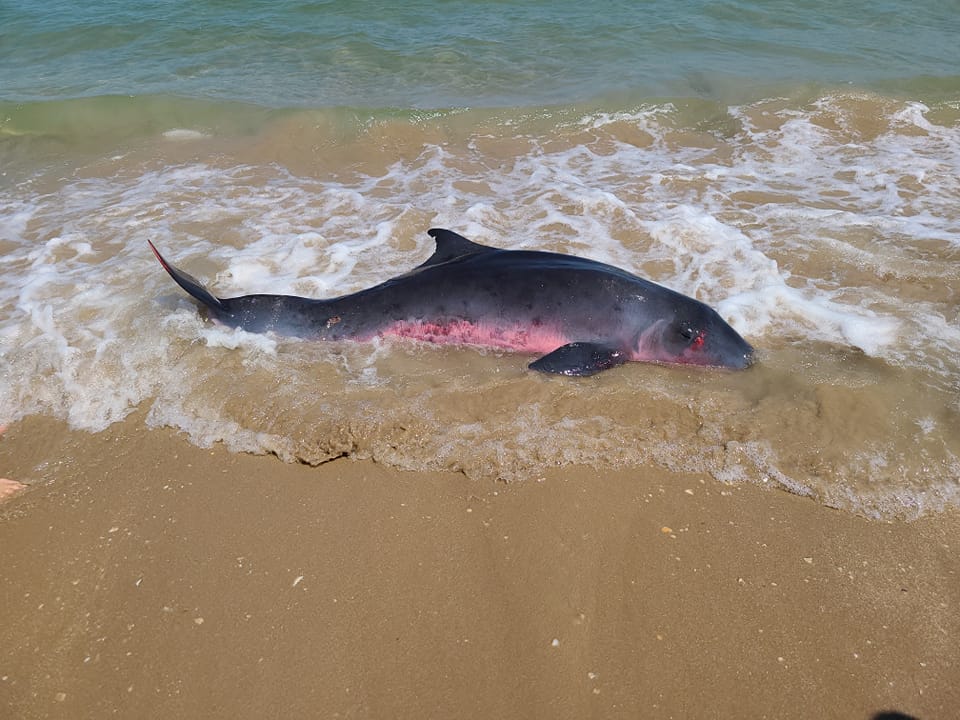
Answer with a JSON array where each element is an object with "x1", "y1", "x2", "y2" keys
[{"x1": 149, "y1": 228, "x2": 754, "y2": 376}]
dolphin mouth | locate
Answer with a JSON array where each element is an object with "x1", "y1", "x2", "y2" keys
[
  {"x1": 705, "y1": 337, "x2": 754, "y2": 370},
  {"x1": 676, "y1": 337, "x2": 754, "y2": 370},
  {"x1": 730, "y1": 344, "x2": 755, "y2": 369}
]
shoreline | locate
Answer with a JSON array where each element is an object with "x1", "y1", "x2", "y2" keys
[{"x1": 1, "y1": 414, "x2": 958, "y2": 719}]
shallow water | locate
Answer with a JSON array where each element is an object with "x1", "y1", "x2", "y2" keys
[
  {"x1": 2, "y1": 2, "x2": 959, "y2": 518},
  {"x1": 2, "y1": 94, "x2": 959, "y2": 518},
  {"x1": 3, "y1": 1, "x2": 958, "y2": 107}
]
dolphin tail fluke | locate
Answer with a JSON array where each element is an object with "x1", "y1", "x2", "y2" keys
[{"x1": 148, "y1": 241, "x2": 226, "y2": 311}]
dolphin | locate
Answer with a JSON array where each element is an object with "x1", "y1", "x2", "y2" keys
[{"x1": 149, "y1": 228, "x2": 754, "y2": 376}]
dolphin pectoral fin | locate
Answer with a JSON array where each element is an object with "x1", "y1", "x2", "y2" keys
[{"x1": 529, "y1": 343, "x2": 626, "y2": 377}]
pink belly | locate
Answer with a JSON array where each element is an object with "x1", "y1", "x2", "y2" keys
[{"x1": 379, "y1": 319, "x2": 570, "y2": 355}]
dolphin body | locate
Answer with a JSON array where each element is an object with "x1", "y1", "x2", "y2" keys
[{"x1": 149, "y1": 228, "x2": 753, "y2": 376}]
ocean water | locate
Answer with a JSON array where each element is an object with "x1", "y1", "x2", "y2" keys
[{"x1": 1, "y1": 0, "x2": 959, "y2": 518}]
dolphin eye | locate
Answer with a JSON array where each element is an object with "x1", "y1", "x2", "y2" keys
[{"x1": 678, "y1": 324, "x2": 705, "y2": 349}]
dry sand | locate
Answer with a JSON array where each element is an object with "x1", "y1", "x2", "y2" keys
[{"x1": 1, "y1": 413, "x2": 957, "y2": 720}]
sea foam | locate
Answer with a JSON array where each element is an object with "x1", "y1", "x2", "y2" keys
[{"x1": 2, "y1": 95, "x2": 959, "y2": 518}]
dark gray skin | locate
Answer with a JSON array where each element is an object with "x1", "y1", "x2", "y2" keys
[{"x1": 149, "y1": 228, "x2": 754, "y2": 376}]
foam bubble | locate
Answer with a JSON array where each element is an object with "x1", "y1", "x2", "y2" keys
[
  {"x1": 200, "y1": 325, "x2": 279, "y2": 354},
  {"x1": 162, "y1": 129, "x2": 210, "y2": 141}
]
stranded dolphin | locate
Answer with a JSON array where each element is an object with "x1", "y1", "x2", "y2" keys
[{"x1": 149, "y1": 228, "x2": 754, "y2": 376}]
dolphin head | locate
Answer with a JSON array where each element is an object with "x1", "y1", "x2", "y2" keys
[{"x1": 640, "y1": 301, "x2": 754, "y2": 369}]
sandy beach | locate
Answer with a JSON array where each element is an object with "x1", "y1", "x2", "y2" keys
[
  {"x1": 3, "y1": 1, "x2": 959, "y2": 718},
  {"x1": 1, "y1": 413, "x2": 957, "y2": 719}
]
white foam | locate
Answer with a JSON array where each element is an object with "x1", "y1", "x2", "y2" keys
[
  {"x1": 2, "y1": 95, "x2": 959, "y2": 517},
  {"x1": 200, "y1": 325, "x2": 278, "y2": 354},
  {"x1": 721, "y1": 284, "x2": 901, "y2": 356},
  {"x1": 162, "y1": 129, "x2": 210, "y2": 141}
]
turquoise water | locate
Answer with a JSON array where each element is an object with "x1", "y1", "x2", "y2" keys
[{"x1": 2, "y1": 0, "x2": 959, "y2": 108}]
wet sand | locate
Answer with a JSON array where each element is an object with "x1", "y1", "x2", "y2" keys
[{"x1": 1, "y1": 413, "x2": 958, "y2": 720}]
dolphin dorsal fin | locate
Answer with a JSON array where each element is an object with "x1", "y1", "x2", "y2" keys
[{"x1": 420, "y1": 228, "x2": 496, "y2": 267}]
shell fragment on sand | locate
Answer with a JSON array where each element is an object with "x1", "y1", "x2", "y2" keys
[{"x1": 0, "y1": 478, "x2": 27, "y2": 503}]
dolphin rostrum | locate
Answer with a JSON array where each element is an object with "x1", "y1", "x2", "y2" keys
[{"x1": 149, "y1": 228, "x2": 754, "y2": 376}]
